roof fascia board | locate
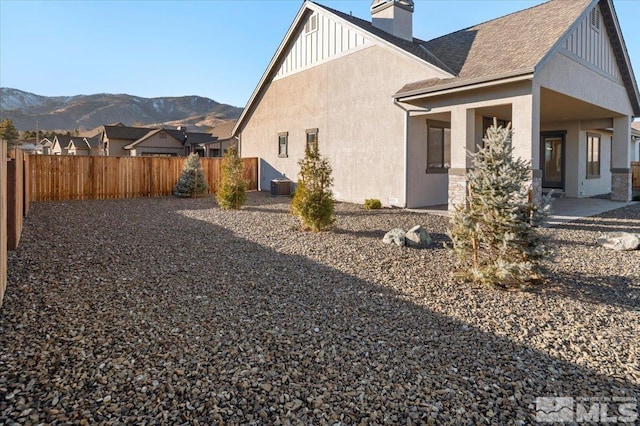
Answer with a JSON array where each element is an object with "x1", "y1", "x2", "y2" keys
[
  {"x1": 600, "y1": 0, "x2": 640, "y2": 116},
  {"x1": 395, "y1": 70, "x2": 534, "y2": 101}
]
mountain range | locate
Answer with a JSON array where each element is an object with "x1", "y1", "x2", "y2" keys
[{"x1": 0, "y1": 88, "x2": 243, "y2": 132}]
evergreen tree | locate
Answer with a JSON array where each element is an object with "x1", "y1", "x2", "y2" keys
[
  {"x1": 0, "y1": 119, "x2": 20, "y2": 150},
  {"x1": 216, "y1": 147, "x2": 247, "y2": 209},
  {"x1": 448, "y1": 119, "x2": 551, "y2": 288},
  {"x1": 174, "y1": 153, "x2": 209, "y2": 197},
  {"x1": 292, "y1": 141, "x2": 335, "y2": 232}
]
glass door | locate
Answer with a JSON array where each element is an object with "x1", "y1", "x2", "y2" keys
[{"x1": 541, "y1": 132, "x2": 565, "y2": 189}]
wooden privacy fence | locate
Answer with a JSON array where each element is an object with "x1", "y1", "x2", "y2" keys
[
  {"x1": 1, "y1": 141, "x2": 6, "y2": 307},
  {"x1": 1, "y1": 146, "x2": 30, "y2": 307},
  {"x1": 29, "y1": 156, "x2": 258, "y2": 201},
  {"x1": 632, "y1": 162, "x2": 640, "y2": 190}
]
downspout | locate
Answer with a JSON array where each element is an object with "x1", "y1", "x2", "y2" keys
[{"x1": 393, "y1": 98, "x2": 431, "y2": 208}]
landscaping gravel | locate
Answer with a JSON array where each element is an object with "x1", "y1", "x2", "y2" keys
[{"x1": 1, "y1": 192, "x2": 638, "y2": 424}]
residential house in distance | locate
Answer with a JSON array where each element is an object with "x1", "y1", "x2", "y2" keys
[
  {"x1": 82, "y1": 122, "x2": 227, "y2": 157},
  {"x1": 50, "y1": 135, "x2": 72, "y2": 156},
  {"x1": 67, "y1": 136, "x2": 101, "y2": 156},
  {"x1": 199, "y1": 121, "x2": 236, "y2": 157},
  {"x1": 233, "y1": 0, "x2": 639, "y2": 209}
]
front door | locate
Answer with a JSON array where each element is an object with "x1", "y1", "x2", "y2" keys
[{"x1": 541, "y1": 132, "x2": 566, "y2": 189}]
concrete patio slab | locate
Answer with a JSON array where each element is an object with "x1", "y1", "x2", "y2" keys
[{"x1": 408, "y1": 198, "x2": 638, "y2": 227}]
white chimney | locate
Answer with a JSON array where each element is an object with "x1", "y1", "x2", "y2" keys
[{"x1": 371, "y1": 0, "x2": 414, "y2": 42}]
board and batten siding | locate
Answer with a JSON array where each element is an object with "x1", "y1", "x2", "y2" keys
[
  {"x1": 274, "y1": 11, "x2": 371, "y2": 80},
  {"x1": 561, "y1": 5, "x2": 620, "y2": 80}
]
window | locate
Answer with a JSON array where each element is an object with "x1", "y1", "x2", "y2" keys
[
  {"x1": 587, "y1": 133, "x2": 601, "y2": 178},
  {"x1": 426, "y1": 121, "x2": 451, "y2": 173},
  {"x1": 590, "y1": 8, "x2": 600, "y2": 32},
  {"x1": 278, "y1": 132, "x2": 288, "y2": 158},
  {"x1": 305, "y1": 14, "x2": 318, "y2": 34},
  {"x1": 306, "y1": 128, "x2": 318, "y2": 153},
  {"x1": 159, "y1": 132, "x2": 167, "y2": 139}
]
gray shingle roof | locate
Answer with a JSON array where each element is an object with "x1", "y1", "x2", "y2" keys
[
  {"x1": 103, "y1": 125, "x2": 157, "y2": 140},
  {"x1": 395, "y1": 0, "x2": 592, "y2": 96}
]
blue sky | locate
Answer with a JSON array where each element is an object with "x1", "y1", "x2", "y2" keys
[{"x1": 1, "y1": 0, "x2": 638, "y2": 108}]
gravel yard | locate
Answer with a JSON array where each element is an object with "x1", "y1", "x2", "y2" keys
[{"x1": 1, "y1": 192, "x2": 639, "y2": 424}]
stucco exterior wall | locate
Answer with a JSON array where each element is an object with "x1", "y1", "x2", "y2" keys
[
  {"x1": 240, "y1": 44, "x2": 440, "y2": 206},
  {"x1": 536, "y1": 52, "x2": 633, "y2": 117}
]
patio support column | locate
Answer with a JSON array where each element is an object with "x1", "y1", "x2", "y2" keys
[
  {"x1": 512, "y1": 91, "x2": 542, "y2": 203},
  {"x1": 611, "y1": 115, "x2": 632, "y2": 201},
  {"x1": 448, "y1": 107, "x2": 475, "y2": 210}
]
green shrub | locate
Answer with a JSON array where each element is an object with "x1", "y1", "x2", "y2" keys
[
  {"x1": 291, "y1": 141, "x2": 335, "y2": 232},
  {"x1": 364, "y1": 199, "x2": 382, "y2": 210},
  {"x1": 174, "y1": 153, "x2": 209, "y2": 197},
  {"x1": 448, "y1": 118, "x2": 551, "y2": 288},
  {"x1": 216, "y1": 147, "x2": 247, "y2": 209}
]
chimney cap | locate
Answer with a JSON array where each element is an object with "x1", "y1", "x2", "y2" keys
[{"x1": 371, "y1": 0, "x2": 414, "y2": 13}]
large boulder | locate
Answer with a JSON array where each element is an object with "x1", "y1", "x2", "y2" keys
[
  {"x1": 383, "y1": 228, "x2": 406, "y2": 247},
  {"x1": 596, "y1": 232, "x2": 640, "y2": 251},
  {"x1": 405, "y1": 225, "x2": 432, "y2": 248}
]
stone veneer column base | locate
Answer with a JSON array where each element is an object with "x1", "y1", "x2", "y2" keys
[
  {"x1": 448, "y1": 170, "x2": 468, "y2": 211},
  {"x1": 611, "y1": 169, "x2": 632, "y2": 202}
]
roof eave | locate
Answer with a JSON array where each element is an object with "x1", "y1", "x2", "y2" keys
[{"x1": 394, "y1": 70, "x2": 535, "y2": 101}]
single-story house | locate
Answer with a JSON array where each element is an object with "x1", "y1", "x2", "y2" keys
[
  {"x1": 50, "y1": 135, "x2": 72, "y2": 156},
  {"x1": 233, "y1": 0, "x2": 639, "y2": 209},
  {"x1": 67, "y1": 136, "x2": 101, "y2": 156},
  {"x1": 123, "y1": 126, "x2": 220, "y2": 157},
  {"x1": 192, "y1": 121, "x2": 236, "y2": 157}
]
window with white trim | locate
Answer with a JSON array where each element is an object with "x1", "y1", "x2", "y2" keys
[{"x1": 305, "y1": 14, "x2": 318, "y2": 34}]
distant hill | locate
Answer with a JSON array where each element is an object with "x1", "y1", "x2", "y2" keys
[{"x1": 0, "y1": 88, "x2": 243, "y2": 132}]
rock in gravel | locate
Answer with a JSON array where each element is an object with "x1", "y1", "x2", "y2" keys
[
  {"x1": 405, "y1": 225, "x2": 431, "y2": 248},
  {"x1": 383, "y1": 228, "x2": 406, "y2": 246},
  {"x1": 596, "y1": 232, "x2": 640, "y2": 251}
]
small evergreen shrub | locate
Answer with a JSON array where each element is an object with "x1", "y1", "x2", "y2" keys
[
  {"x1": 216, "y1": 147, "x2": 247, "y2": 209},
  {"x1": 448, "y1": 119, "x2": 551, "y2": 288},
  {"x1": 292, "y1": 141, "x2": 335, "y2": 232},
  {"x1": 364, "y1": 199, "x2": 382, "y2": 210},
  {"x1": 174, "y1": 153, "x2": 209, "y2": 197}
]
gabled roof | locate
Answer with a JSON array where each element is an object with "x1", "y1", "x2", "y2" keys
[
  {"x1": 67, "y1": 137, "x2": 90, "y2": 150},
  {"x1": 124, "y1": 128, "x2": 181, "y2": 150},
  {"x1": 52, "y1": 134, "x2": 72, "y2": 148},
  {"x1": 103, "y1": 125, "x2": 156, "y2": 141},
  {"x1": 233, "y1": 0, "x2": 455, "y2": 136},
  {"x1": 395, "y1": 0, "x2": 640, "y2": 115},
  {"x1": 233, "y1": 0, "x2": 639, "y2": 134},
  {"x1": 210, "y1": 121, "x2": 236, "y2": 141},
  {"x1": 123, "y1": 128, "x2": 216, "y2": 150}
]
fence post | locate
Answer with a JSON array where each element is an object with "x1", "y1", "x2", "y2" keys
[
  {"x1": 7, "y1": 149, "x2": 24, "y2": 250},
  {"x1": 1, "y1": 140, "x2": 7, "y2": 307}
]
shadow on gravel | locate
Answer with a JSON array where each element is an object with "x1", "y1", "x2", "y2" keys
[
  {"x1": 1, "y1": 198, "x2": 637, "y2": 424},
  {"x1": 539, "y1": 270, "x2": 640, "y2": 313}
]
